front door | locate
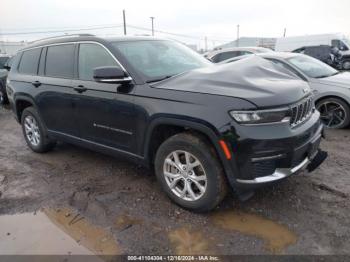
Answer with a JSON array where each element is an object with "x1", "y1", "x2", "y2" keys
[{"x1": 72, "y1": 43, "x2": 136, "y2": 152}]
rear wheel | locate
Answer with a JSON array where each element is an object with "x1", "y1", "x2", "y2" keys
[
  {"x1": 154, "y1": 132, "x2": 227, "y2": 212},
  {"x1": 21, "y1": 107, "x2": 56, "y2": 153},
  {"x1": 0, "y1": 83, "x2": 8, "y2": 105},
  {"x1": 316, "y1": 98, "x2": 350, "y2": 129}
]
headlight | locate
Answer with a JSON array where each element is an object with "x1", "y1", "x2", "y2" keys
[{"x1": 230, "y1": 109, "x2": 290, "y2": 124}]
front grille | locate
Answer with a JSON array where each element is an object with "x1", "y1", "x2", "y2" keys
[{"x1": 289, "y1": 96, "x2": 314, "y2": 128}]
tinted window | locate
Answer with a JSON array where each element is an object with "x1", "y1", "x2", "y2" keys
[
  {"x1": 45, "y1": 45, "x2": 75, "y2": 78},
  {"x1": 0, "y1": 56, "x2": 10, "y2": 69},
  {"x1": 78, "y1": 43, "x2": 118, "y2": 80},
  {"x1": 212, "y1": 51, "x2": 240, "y2": 63},
  {"x1": 18, "y1": 49, "x2": 41, "y2": 75}
]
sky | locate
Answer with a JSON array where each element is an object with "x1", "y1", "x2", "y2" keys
[{"x1": 1, "y1": 0, "x2": 350, "y2": 49}]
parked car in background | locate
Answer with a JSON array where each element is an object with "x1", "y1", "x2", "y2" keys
[
  {"x1": 0, "y1": 54, "x2": 12, "y2": 105},
  {"x1": 276, "y1": 34, "x2": 350, "y2": 70},
  {"x1": 293, "y1": 45, "x2": 350, "y2": 70},
  {"x1": 7, "y1": 35, "x2": 325, "y2": 211},
  {"x1": 222, "y1": 52, "x2": 350, "y2": 129},
  {"x1": 204, "y1": 47, "x2": 272, "y2": 63}
]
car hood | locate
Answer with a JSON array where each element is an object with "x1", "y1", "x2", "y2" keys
[
  {"x1": 310, "y1": 71, "x2": 350, "y2": 89},
  {"x1": 152, "y1": 56, "x2": 310, "y2": 108}
]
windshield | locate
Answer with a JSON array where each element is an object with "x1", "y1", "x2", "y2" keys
[
  {"x1": 111, "y1": 40, "x2": 212, "y2": 82},
  {"x1": 343, "y1": 38, "x2": 350, "y2": 46},
  {"x1": 287, "y1": 55, "x2": 338, "y2": 78}
]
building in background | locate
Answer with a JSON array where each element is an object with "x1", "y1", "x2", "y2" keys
[
  {"x1": 214, "y1": 37, "x2": 276, "y2": 50},
  {"x1": 0, "y1": 41, "x2": 28, "y2": 55}
]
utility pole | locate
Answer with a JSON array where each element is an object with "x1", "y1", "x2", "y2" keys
[
  {"x1": 283, "y1": 28, "x2": 287, "y2": 37},
  {"x1": 123, "y1": 10, "x2": 127, "y2": 35},
  {"x1": 204, "y1": 36, "x2": 208, "y2": 51},
  {"x1": 237, "y1": 24, "x2": 240, "y2": 47},
  {"x1": 150, "y1": 17, "x2": 155, "y2": 36}
]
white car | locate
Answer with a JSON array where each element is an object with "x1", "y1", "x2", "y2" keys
[{"x1": 205, "y1": 47, "x2": 272, "y2": 63}]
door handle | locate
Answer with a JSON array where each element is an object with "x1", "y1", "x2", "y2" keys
[
  {"x1": 73, "y1": 85, "x2": 87, "y2": 93},
  {"x1": 31, "y1": 81, "x2": 41, "y2": 88}
]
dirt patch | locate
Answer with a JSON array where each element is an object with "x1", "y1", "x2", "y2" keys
[
  {"x1": 211, "y1": 211, "x2": 297, "y2": 254},
  {"x1": 168, "y1": 227, "x2": 210, "y2": 255}
]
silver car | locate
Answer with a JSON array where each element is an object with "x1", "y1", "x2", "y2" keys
[
  {"x1": 205, "y1": 47, "x2": 272, "y2": 63},
  {"x1": 222, "y1": 53, "x2": 350, "y2": 129}
]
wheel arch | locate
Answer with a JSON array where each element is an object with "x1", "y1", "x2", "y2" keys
[
  {"x1": 143, "y1": 116, "x2": 239, "y2": 191},
  {"x1": 14, "y1": 94, "x2": 37, "y2": 122},
  {"x1": 315, "y1": 94, "x2": 350, "y2": 108}
]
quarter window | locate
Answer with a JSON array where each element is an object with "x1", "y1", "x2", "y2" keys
[
  {"x1": 78, "y1": 43, "x2": 118, "y2": 81},
  {"x1": 18, "y1": 48, "x2": 42, "y2": 75},
  {"x1": 45, "y1": 44, "x2": 75, "y2": 78}
]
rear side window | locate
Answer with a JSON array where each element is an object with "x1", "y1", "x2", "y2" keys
[
  {"x1": 212, "y1": 51, "x2": 241, "y2": 63},
  {"x1": 45, "y1": 44, "x2": 75, "y2": 78},
  {"x1": 18, "y1": 49, "x2": 42, "y2": 75},
  {"x1": 78, "y1": 43, "x2": 118, "y2": 81}
]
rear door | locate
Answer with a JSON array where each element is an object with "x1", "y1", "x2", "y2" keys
[
  {"x1": 35, "y1": 44, "x2": 78, "y2": 136},
  {"x1": 72, "y1": 42, "x2": 136, "y2": 152}
]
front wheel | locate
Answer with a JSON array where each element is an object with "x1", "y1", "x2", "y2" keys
[
  {"x1": 316, "y1": 98, "x2": 350, "y2": 129},
  {"x1": 154, "y1": 132, "x2": 227, "y2": 212}
]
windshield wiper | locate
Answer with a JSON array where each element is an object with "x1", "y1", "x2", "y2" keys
[{"x1": 146, "y1": 75, "x2": 174, "y2": 83}]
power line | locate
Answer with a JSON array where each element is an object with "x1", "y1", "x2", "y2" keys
[
  {"x1": 0, "y1": 24, "x2": 123, "y2": 36},
  {"x1": 0, "y1": 23, "x2": 231, "y2": 46}
]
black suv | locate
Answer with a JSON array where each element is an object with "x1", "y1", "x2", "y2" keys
[{"x1": 7, "y1": 35, "x2": 325, "y2": 211}]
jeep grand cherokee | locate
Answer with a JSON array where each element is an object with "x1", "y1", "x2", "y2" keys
[{"x1": 6, "y1": 34, "x2": 326, "y2": 211}]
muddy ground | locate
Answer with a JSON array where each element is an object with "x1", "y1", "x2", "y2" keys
[{"x1": 0, "y1": 106, "x2": 349, "y2": 256}]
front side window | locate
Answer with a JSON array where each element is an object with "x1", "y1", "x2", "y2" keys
[
  {"x1": 287, "y1": 55, "x2": 338, "y2": 78},
  {"x1": 18, "y1": 49, "x2": 41, "y2": 75},
  {"x1": 111, "y1": 40, "x2": 211, "y2": 82},
  {"x1": 78, "y1": 43, "x2": 119, "y2": 81},
  {"x1": 45, "y1": 44, "x2": 75, "y2": 78}
]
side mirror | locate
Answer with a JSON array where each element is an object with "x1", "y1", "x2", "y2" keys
[
  {"x1": 93, "y1": 66, "x2": 132, "y2": 84},
  {"x1": 3, "y1": 64, "x2": 11, "y2": 71}
]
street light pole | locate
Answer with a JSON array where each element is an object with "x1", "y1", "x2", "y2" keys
[
  {"x1": 123, "y1": 10, "x2": 127, "y2": 35},
  {"x1": 150, "y1": 17, "x2": 155, "y2": 36},
  {"x1": 237, "y1": 24, "x2": 240, "y2": 47}
]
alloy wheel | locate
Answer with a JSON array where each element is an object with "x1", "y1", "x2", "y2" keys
[
  {"x1": 317, "y1": 101, "x2": 347, "y2": 128},
  {"x1": 24, "y1": 115, "x2": 41, "y2": 146},
  {"x1": 163, "y1": 150, "x2": 207, "y2": 201},
  {"x1": 343, "y1": 61, "x2": 350, "y2": 70}
]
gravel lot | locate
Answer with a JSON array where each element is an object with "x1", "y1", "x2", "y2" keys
[{"x1": 0, "y1": 106, "x2": 349, "y2": 256}]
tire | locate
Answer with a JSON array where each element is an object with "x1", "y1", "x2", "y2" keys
[
  {"x1": 154, "y1": 132, "x2": 227, "y2": 212},
  {"x1": 316, "y1": 97, "x2": 350, "y2": 129},
  {"x1": 0, "y1": 83, "x2": 8, "y2": 105},
  {"x1": 342, "y1": 60, "x2": 350, "y2": 70},
  {"x1": 21, "y1": 107, "x2": 56, "y2": 153}
]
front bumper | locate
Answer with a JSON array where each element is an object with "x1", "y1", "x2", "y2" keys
[
  {"x1": 236, "y1": 156, "x2": 311, "y2": 184},
  {"x1": 220, "y1": 111, "x2": 326, "y2": 191}
]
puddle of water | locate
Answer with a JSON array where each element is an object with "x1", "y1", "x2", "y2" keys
[
  {"x1": 168, "y1": 228, "x2": 209, "y2": 255},
  {"x1": 114, "y1": 214, "x2": 142, "y2": 231},
  {"x1": 211, "y1": 211, "x2": 297, "y2": 253},
  {"x1": 0, "y1": 211, "x2": 93, "y2": 255},
  {"x1": 45, "y1": 208, "x2": 121, "y2": 255}
]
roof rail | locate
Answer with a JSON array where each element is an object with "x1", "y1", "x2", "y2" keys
[{"x1": 32, "y1": 34, "x2": 95, "y2": 43}]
